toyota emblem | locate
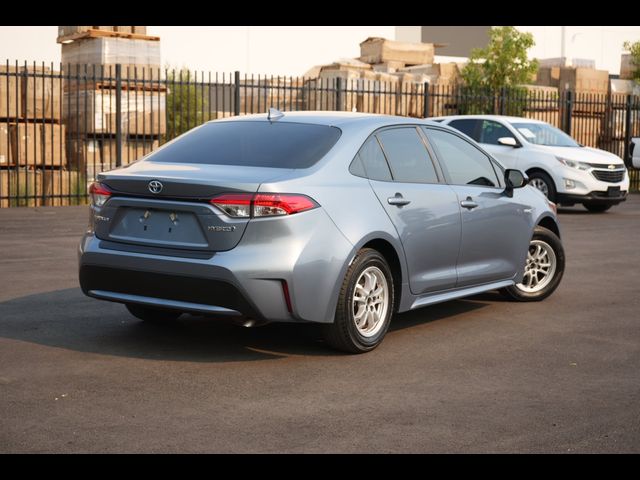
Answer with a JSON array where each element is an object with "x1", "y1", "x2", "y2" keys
[{"x1": 148, "y1": 180, "x2": 163, "y2": 194}]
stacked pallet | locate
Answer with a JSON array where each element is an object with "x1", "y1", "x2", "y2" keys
[
  {"x1": 59, "y1": 26, "x2": 165, "y2": 178},
  {"x1": 0, "y1": 65, "x2": 71, "y2": 206},
  {"x1": 304, "y1": 37, "x2": 460, "y2": 117}
]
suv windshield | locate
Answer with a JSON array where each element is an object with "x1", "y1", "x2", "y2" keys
[
  {"x1": 147, "y1": 121, "x2": 342, "y2": 168},
  {"x1": 510, "y1": 122, "x2": 579, "y2": 147}
]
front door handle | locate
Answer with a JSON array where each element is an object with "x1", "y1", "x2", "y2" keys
[
  {"x1": 460, "y1": 197, "x2": 479, "y2": 210},
  {"x1": 387, "y1": 194, "x2": 411, "y2": 207}
]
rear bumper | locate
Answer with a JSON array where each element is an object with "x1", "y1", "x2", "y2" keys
[
  {"x1": 556, "y1": 190, "x2": 628, "y2": 206},
  {"x1": 80, "y1": 264, "x2": 257, "y2": 318},
  {"x1": 78, "y1": 206, "x2": 354, "y2": 324}
]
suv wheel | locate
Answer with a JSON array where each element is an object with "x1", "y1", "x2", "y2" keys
[
  {"x1": 527, "y1": 171, "x2": 556, "y2": 202},
  {"x1": 126, "y1": 303, "x2": 182, "y2": 323},
  {"x1": 501, "y1": 226, "x2": 565, "y2": 302},
  {"x1": 323, "y1": 248, "x2": 395, "y2": 353}
]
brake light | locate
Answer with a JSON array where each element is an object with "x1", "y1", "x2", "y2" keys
[
  {"x1": 211, "y1": 193, "x2": 318, "y2": 218},
  {"x1": 89, "y1": 182, "x2": 112, "y2": 207}
]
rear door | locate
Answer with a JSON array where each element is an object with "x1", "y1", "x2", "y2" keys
[
  {"x1": 423, "y1": 127, "x2": 531, "y2": 287},
  {"x1": 358, "y1": 127, "x2": 461, "y2": 294}
]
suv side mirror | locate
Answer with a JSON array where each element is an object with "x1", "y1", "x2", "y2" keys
[
  {"x1": 498, "y1": 137, "x2": 520, "y2": 148},
  {"x1": 504, "y1": 169, "x2": 528, "y2": 197}
]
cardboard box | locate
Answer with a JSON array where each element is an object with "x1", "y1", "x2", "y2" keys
[
  {"x1": 320, "y1": 58, "x2": 372, "y2": 73},
  {"x1": 41, "y1": 123, "x2": 67, "y2": 167},
  {"x1": 58, "y1": 26, "x2": 92, "y2": 37},
  {"x1": 0, "y1": 122, "x2": 11, "y2": 166},
  {"x1": 132, "y1": 26, "x2": 147, "y2": 35},
  {"x1": 535, "y1": 67, "x2": 561, "y2": 87},
  {"x1": 559, "y1": 67, "x2": 609, "y2": 93},
  {"x1": 620, "y1": 54, "x2": 634, "y2": 80},
  {"x1": 64, "y1": 89, "x2": 166, "y2": 135},
  {"x1": 21, "y1": 67, "x2": 62, "y2": 120},
  {"x1": 61, "y1": 37, "x2": 161, "y2": 68},
  {"x1": 9, "y1": 123, "x2": 41, "y2": 166},
  {"x1": 571, "y1": 115, "x2": 602, "y2": 148},
  {"x1": 359, "y1": 37, "x2": 434, "y2": 66},
  {"x1": 371, "y1": 61, "x2": 405, "y2": 73},
  {"x1": 0, "y1": 67, "x2": 21, "y2": 118},
  {"x1": 66, "y1": 138, "x2": 101, "y2": 170},
  {"x1": 101, "y1": 138, "x2": 159, "y2": 166},
  {"x1": 1, "y1": 168, "x2": 84, "y2": 207}
]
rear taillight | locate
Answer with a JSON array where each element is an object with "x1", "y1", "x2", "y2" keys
[
  {"x1": 211, "y1": 193, "x2": 318, "y2": 218},
  {"x1": 89, "y1": 182, "x2": 112, "y2": 207}
]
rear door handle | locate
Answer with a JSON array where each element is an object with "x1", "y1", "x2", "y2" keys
[
  {"x1": 387, "y1": 194, "x2": 411, "y2": 206},
  {"x1": 460, "y1": 197, "x2": 479, "y2": 210}
]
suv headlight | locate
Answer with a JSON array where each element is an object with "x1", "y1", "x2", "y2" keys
[{"x1": 556, "y1": 156, "x2": 590, "y2": 171}]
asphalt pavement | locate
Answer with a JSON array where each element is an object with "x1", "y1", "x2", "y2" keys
[{"x1": 1, "y1": 197, "x2": 639, "y2": 453}]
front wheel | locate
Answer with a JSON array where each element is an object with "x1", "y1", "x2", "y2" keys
[
  {"x1": 584, "y1": 204, "x2": 611, "y2": 213},
  {"x1": 125, "y1": 303, "x2": 182, "y2": 323},
  {"x1": 323, "y1": 248, "x2": 395, "y2": 353},
  {"x1": 501, "y1": 226, "x2": 565, "y2": 302},
  {"x1": 527, "y1": 171, "x2": 556, "y2": 203}
]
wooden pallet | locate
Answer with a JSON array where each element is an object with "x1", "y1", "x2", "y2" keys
[
  {"x1": 64, "y1": 81, "x2": 167, "y2": 93},
  {"x1": 57, "y1": 29, "x2": 160, "y2": 44}
]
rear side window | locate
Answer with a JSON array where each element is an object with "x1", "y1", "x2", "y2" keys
[
  {"x1": 448, "y1": 119, "x2": 480, "y2": 141},
  {"x1": 147, "y1": 121, "x2": 342, "y2": 168},
  {"x1": 376, "y1": 128, "x2": 438, "y2": 183},
  {"x1": 357, "y1": 137, "x2": 393, "y2": 181}
]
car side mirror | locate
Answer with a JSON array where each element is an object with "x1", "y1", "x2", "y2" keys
[
  {"x1": 504, "y1": 169, "x2": 528, "y2": 197},
  {"x1": 498, "y1": 137, "x2": 520, "y2": 148}
]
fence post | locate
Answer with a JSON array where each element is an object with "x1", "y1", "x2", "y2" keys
[
  {"x1": 499, "y1": 87, "x2": 506, "y2": 115},
  {"x1": 563, "y1": 90, "x2": 573, "y2": 135},
  {"x1": 115, "y1": 64, "x2": 122, "y2": 168},
  {"x1": 423, "y1": 82, "x2": 430, "y2": 118},
  {"x1": 335, "y1": 77, "x2": 343, "y2": 111},
  {"x1": 234, "y1": 71, "x2": 241, "y2": 116},
  {"x1": 623, "y1": 94, "x2": 633, "y2": 166}
]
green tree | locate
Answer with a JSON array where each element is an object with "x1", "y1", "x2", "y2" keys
[
  {"x1": 623, "y1": 41, "x2": 640, "y2": 84},
  {"x1": 165, "y1": 67, "x2": 211, "y2": 140},
  {"x1": 459, "y1": 26, "x2": 539, "y2": 115},
  {"x1": 462, "y1": 26, "x2": 539, "y2": 91}
]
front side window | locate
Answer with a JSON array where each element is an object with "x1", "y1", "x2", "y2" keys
[
  {"x1": 479, "y1": 120, "x2": 516, "y2": 145},
  {"x1": 424, "y1": 128, "x2": 500, "y2": 187},
  {"x1": 376, "y1": 128, "x2": 438, "y2": 183}
]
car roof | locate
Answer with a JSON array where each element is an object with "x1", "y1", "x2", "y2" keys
[
  {"x1": 432, "y1": 114, "x2": 546, "y2": 125},
  {"x1": 208, "y1": 111, "x2": 444, "y2": 129}
]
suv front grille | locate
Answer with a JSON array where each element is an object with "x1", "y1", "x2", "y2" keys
[{"x1": 592, "y1": 169, "x2": 625, "y2": 183}]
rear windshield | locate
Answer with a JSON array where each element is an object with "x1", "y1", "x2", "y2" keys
[{"x1": 147, "y1": 121, "x2": 342, "y2": 168}]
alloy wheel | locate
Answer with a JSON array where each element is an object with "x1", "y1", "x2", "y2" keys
[{"x1": 352, "y1": 266, "x2": 389, "y2": 337}]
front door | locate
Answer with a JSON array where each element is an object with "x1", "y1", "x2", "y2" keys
[
  {"x1": 423, "y1": 127, "x2": 531, "y2": 287},
  {"x1": 357, "y1": 128, "x2": 461, "y2": 294}
]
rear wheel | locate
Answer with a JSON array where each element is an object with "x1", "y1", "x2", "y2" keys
[
  {"x1": 501, "y1": 226, "x2": 565, "y2": 302},
  {"x1": 323, "y1": 248, "x2": 394, "y2": 354},
  {"x1": 584, "y1": 204, "x2": 611, "y2": 213},
  {"x1": 125, "y1": 303, "x2": 182, "y2": 323},
  {"x1": 527, "y1": 171, "x2": 556, "y2": 203}
]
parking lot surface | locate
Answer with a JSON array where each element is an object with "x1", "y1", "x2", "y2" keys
[{"x1": 1, "y1": 197, "x2": 639, "y2": 453}]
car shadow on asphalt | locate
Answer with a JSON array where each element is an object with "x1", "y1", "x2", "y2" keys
[{"x1": 0, "y1": 287, "x2": 494, "y2": 362}]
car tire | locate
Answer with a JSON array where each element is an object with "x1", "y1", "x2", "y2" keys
[
  {"x1": 584, "y1": 204, "x2": 611, "y2": 213},
  {"x1": 501, "y1": 226, "x2": 565, "y2": 302},
  {"x1": 323, "y1": 248, "x2": 395, "y2": 354},
  {"x1": 527, "y1": 171, "x2": 556, "y2": 202},
  {"x1": 125, "y1": 303, "x2": 182, "y2": 323}
]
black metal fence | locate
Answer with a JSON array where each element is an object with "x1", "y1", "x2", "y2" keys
[{"x1": 1, "y1": 61, "x2": 639, "y2": 207}]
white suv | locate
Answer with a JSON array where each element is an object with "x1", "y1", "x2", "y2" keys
[{"x1": 433, "y1": 115, "x2": 629, "y2": 212}]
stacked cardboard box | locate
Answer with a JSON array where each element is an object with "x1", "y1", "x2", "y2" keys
[
  {"x1": 0, "y1": 168, "x2": 83, "y2": 207},
  {"x1": 620, "y1": 54, "x2": 634, "y2": 80},
  {"x1": 59, "y1": 26, "x2": 164, "y2": 172}
]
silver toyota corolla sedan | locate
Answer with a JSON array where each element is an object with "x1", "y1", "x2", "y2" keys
[{"x1": 79, "y1": 111, "x2": 565, "y2": 353}]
